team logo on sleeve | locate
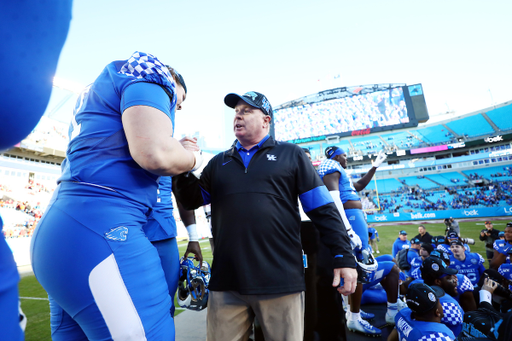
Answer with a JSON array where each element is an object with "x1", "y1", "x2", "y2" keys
[{"x1": 105, "y1": 226, "x2": 128, "y2": 241}]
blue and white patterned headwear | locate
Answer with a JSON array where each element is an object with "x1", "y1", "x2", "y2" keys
[{"x1": 119, "y1": 51, "x2": 177, "y2": 106}]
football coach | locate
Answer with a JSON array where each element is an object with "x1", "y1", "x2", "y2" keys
[{"x1": 173, "y1": 91, "x2": 357, "y2": 341}]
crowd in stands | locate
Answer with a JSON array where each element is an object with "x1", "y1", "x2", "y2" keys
[
  {"x1": 1, "y1": 198, "x2": 43, "y2": 238},
  {"x1": 370, "y1": 177, "x2": 512, "y2": 214}
]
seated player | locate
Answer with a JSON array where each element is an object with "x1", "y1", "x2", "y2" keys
[{"x1": 388, "y1": 282, "x2": 455, "y2": 341}]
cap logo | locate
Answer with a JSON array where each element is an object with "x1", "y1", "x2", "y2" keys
[
  {"x1": 261, "y1": 97, "x2": 271, "y2": 115},
  {"x1": 428, "y1": 292, "x2": 436, "y2": 302},
  {"x1": 244, "y1": 91, "x2": 258, "y2": 100},
  {"x1": 432, "y1": 263, "x2": 440, "y2": 271}
]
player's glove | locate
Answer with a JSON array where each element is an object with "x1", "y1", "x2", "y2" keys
[
  {"x1": 373, "y1": 150, "x2": 387, "y2": 168},
  {"x1": 347, "y1": 228, "x2": 362, "y2": 250},
  {"x1": 377, "y1": 237, "x2": 380, "y2": 242}
]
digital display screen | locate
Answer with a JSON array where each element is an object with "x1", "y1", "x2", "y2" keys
[{"x1": 274, "y1": 88, "x2": 410, "y2": 142}]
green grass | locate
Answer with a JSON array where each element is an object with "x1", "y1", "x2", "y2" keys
[{"x1": 19, "y1": 218, "x2": 506, "y2": 340}]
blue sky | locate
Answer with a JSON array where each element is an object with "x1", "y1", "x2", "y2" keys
[{"x1": 49, "y1": 0, "x2": 512, "y2": 149}]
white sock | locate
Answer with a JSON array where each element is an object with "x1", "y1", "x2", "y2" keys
[
  {"x1": 347, "y1": 311, "x2": 361, "y2": 321},
  {"x1": 387, "y1": 302, "x2": 398, "y2": 315}
]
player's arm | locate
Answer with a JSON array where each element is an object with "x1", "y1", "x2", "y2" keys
[
  {"x1": 322, "y1": 172, "x2": 362, "y2": 250},
  {"x1": 490, "y1": 251, "x2": 506, "y2": 269},
  {"x1": 123, "y1": 105, "x2": 197, "y2": 176},
  {"x1": 177, "y1": 199, "x2": 203, "y2": 264},
  {"x1": 353, "y1": 151, "x2": 387, "y2": 191}
]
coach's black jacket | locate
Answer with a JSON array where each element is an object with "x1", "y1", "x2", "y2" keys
[{"x1": 173, "y1": 136, "x2": 355, "y2": 295}]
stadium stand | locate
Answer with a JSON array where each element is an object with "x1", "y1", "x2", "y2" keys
[
  {"x1": 398, "y1": 176, "x2": 439, "y2": 189},
  {"x1": 425, "y1": 172, "x2": 468, "y2": 186},
  {"x1": 415, "y1": 124, "x2": 454, "y2": 144},
  {"x1": 484, "y1": 104, "x2": 512, "y2": 131},
  {"x1": 445, "y1": 114, "x2": 495, "y2": 138}
]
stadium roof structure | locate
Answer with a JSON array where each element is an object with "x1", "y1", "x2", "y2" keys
[{"x1": 274, "y1": 83, "x2": 406, "y2": 110}]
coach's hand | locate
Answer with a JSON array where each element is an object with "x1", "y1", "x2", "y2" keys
[{"x1": 334, "y1": 267, "x2": 357, "y2": 295}]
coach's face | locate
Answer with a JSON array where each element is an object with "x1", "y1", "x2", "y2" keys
[{"x1": 234, "y1": 100, "x2": 270, "y2": 146}]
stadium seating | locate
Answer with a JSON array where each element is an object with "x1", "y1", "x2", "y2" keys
[
  {"x1": 445, "y1": 114, "x2": 494, "y2": 138},
  {"x1": 425, "y1": 172, "x2": 468, "y2": 187},
  {"x1": 398, "y1": 176, "x2": 439, "y2": 189},
  {"x1": 485, "y1": 104, "x2": 512, "y2": 131},
  {"x1": 414, "y1": 124, "x2": 453, "y2": 144}
]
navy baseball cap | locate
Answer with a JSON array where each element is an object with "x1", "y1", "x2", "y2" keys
[
  {"x1": 399, "y1": 230, "x2": 407, "y2": 235},
  {"x1": 325, "y1": 146, "x2": 345, "y2": 159},
  {"x1": 224, "y1": 91, "x2": 273, "y2": 118},
  {"x1": 410, "y1": 237, "x2": 421, "y2": 244},
  {"x1": 447, "y1": 231, "x2": 459, "y2": 240},
  {"x1": 406, "y1": 283, "x2": 438, "y2": 313},
  {"x1": 499, "y1": 231, "x2": 505, "y2": 237},
  {"x1": 450, "y1": 239, "x2": 464, "y2": 247},
  {"x1": 430, "y1": 249, "x2": 451, "y2": 264},
  {"x1": 421, "y1": 256, "x2": 457, "y2": 281}
]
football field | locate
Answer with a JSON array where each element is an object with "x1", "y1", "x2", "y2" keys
[{"x1": 18, "y1": 218, "x2": 506, "y2": 340}]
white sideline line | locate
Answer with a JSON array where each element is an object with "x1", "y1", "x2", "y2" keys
[{"x1": 20, "y1": 297, "x2": 49, "y2": 301}]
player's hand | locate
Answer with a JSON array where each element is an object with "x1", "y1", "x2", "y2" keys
[
  {"x1": 184, "y1": 241, "x2": 203, "y2": 264},
  {"x1": 482, "y1": 277, "x2": 498, "y2": 294},
  {"x1": 373, "y1": 150, "x2": 387, "y2": 168},
  {"x1": 179, "y1": 136, "x2": 199, "y2": 152},
  {"x1": 334, "y1": 267, "x2": 357, "y2": 295},
  {"x1": 346, "y1": 228, "x2": 362, "y2": 250},
  {"x1": 377, "y1": 237, "x2": 380, "y2": 242}
]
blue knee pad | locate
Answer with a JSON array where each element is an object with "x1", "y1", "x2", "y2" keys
[
  {"x1": 361, "y1": 287, "x2": 387, "y2": 305},
  {"x1": 345, "y1": 208, "x2": 369, "y2": 250},
  {"x1": 363, "y1": 261, "x2": 395, "y2": 290}
]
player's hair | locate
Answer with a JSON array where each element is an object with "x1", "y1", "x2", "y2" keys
[{"x1": 165, "y1": 65, "x2": 187, "y2": 94}]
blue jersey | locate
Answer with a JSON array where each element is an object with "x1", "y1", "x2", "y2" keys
[
  {"x1": 395, "y1": 308, "x2": 455, "y2": 341},
  {"x1": 405, "y1": 248, "x2": 422, "y2": 277},
  {"x1": 449, "y1": 253, "x2": 485, "y2": 286},
  {"x1": 408, "y1": 280, "x2": 464, "y2": 336},
  {"x1": 368, "y1": 227, "x2": 378, "y2": 240},
  {"x1": 317, "y1": 159, "x2": 359, "y2": 203},
  {"x1": 494, "y1": 240, "x2": 512, "y2": 264},
  {"x1": 59, "y1": 52, "x2": 178, "y2": 208},
  {"x1": 143, "y1": 177, "x2": 177, "y2": 241},
  {"x1": 392, "y1": 238, "x2": 411, "y2": 258}
]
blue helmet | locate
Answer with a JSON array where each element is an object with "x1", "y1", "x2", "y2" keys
[{"x1": 177, "y1": 257, "x2": 211, "y2": 311}]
